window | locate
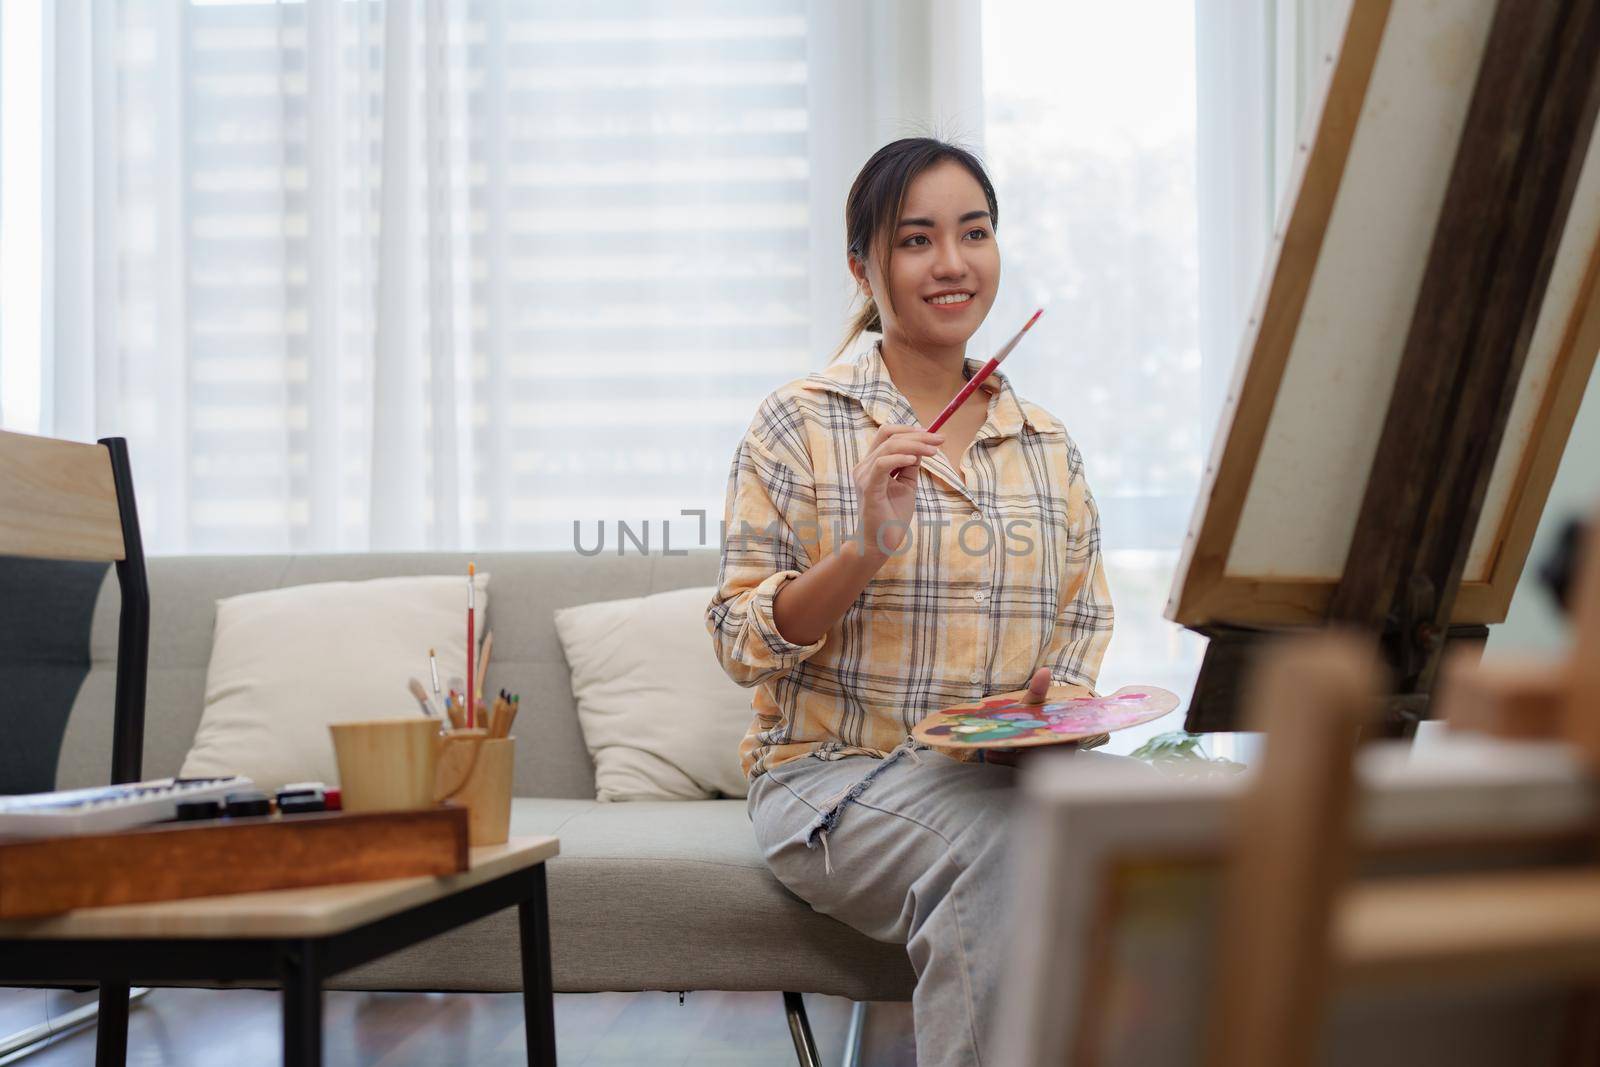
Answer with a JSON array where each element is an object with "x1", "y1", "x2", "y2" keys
[
  {"x1": 0, "y1": 0, "x2": 44, "y2": 435},
  {"x1": 7, "y1": 2, "x2": 1214, "y2": 746},
  {"x1": 980, "y1": 1, "x2": 1209, "y2": 747},
  {"x1": 28, "y1": 0, "x2": 815, "y2": 553}
]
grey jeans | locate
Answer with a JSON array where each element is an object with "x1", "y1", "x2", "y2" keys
[{"x1": 747, "y1": 742, "x2": 1141, "y2": 1067}]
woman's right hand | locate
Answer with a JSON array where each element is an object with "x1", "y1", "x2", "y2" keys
[{"x1": 851, "y1": 424, "x2": 944, "y2": 557}]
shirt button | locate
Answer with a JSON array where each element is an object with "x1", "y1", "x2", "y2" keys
[
  {"x1": 969, "y1": 669, "x2": 982, "y2": 684},
  {"x1": 972, "y1": 590, "x2": 988, "y2": 603},
  {"x1": 970, "y1": 510, "x2": 982, "y2": 523}
]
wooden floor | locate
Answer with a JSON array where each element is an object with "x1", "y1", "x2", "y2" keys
[{"x1": 0, "y1": 987, "x2": 917, "y2": 1066}]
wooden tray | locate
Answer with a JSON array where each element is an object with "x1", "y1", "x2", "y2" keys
[{"x1": 0, "y1": 806, "x2": 469, "y2": 919}]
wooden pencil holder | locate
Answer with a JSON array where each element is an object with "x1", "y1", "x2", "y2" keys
[
  {"x1": 328, "y1": 719, "x2": 510, "y2": 843},
  {"x1": 447, "y1": 736, "x2": 514, "y2": 846},
  {"x1": 330, "y1": 719, "x2": 481, "y2": 812}
]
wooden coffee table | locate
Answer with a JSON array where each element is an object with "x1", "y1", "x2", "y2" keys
[{"x1": 0, "y1": 835, "x2": 559, "y2": 1067}]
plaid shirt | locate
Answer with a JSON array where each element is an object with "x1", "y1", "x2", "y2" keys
[{"x1": 707, "y1": 341, "x2": 1114, "y2": 780}]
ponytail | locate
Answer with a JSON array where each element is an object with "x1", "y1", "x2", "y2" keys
[{"x1": 830, "y1": 283, "x2": 883, "y2": 364}]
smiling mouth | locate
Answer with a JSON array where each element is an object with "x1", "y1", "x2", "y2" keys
[{"x1": 925, "y1": 292, "x2": 974, "y2": 306}]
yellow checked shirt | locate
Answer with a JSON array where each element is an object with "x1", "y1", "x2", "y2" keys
[{"x1": 707, "y1": 341, "x2": 1114, "y2": 781}]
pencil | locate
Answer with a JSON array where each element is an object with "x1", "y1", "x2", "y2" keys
[
  {"x1": 475, "y1": 630, "x2": 494, "y2": 705},
  {"x1": 428, "y1": 648, "x2": 442, "y2": 703},
  {"x1": 466, "y1": 562, "x2": 477, "y2": 730}
]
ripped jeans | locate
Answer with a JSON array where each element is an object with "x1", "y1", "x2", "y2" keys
[{"x1": 747, "y1": 741, "x2": 1144, "y2": 1067}]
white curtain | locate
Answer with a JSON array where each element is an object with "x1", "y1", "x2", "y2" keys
[
  {"x1": 806, "y1": 0, "x2": 986, "y2": 365},
  {"x1": 40, "y1": 0, "x2": 983, "y2": 555},
  {"x1": 1193, "y1": 0, "x2": 1353, "y2": 433}
]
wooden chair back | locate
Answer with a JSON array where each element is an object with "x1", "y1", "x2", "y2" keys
[
  {"x1": 0, "y1": 429, "x2": 128, "y2": 562},
  {"x1": 0, "y1": 430, "x2": 148, "y2": 783}
]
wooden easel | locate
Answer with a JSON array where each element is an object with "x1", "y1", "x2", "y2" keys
[
  {"x1": 1206, "y1": 516, "x2": 1600, "y2": 1067},
  {"x1": 1182, "y1": 0, "x2": 1600, "y2": 736}
]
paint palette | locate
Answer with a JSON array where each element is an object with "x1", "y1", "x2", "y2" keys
[{"x1": 912, "y1": 684, "x2": 1181, "y2": 750}]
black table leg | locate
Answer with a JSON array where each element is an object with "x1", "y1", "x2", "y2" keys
[
  {"x1": 279, "y1": 939, "x2": 324, "y2": 1067},
  {"x1": 95, "y1": 979, "x2": 129, "y2": 1067},
  {"x1": 518, "y1": 866, "x2": 557, "y2": 1066}
]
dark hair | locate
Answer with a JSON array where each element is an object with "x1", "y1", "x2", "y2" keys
[{"x1": 833, "y1": 138, "x2": 1000, "y2": 361}]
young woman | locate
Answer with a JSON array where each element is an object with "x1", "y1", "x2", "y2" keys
[{"x1": 707, "y1": 138, "x2": 1126, "y2": 1066}]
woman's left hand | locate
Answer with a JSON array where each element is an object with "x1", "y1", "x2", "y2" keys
[
  {"x1": 981, "y1": 668, "x2": 1057, "y2": 766},
  {"x1": 1019, "y1": 667, "x2": 1054, "y2": 705}
]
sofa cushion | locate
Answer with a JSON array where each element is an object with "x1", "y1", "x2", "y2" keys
[
  {"x1": 179, "y1": 572, "x2": 490, "y2": 793},
  {"x1": 555, "y1": 586, "x2": 753, "y2": 802},
  {"x1": 57, "y1": 551, "x2": 725, "y2": 801},
  {"x1": 338, "y1": 798, "x2": 917, "y2": 1001}
]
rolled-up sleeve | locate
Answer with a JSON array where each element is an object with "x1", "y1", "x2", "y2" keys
[
  {"x1": 1041, "y1": 451, "x2": 1114, "y2": 691},
  {"x1": 706, "y1": 431, "x2": 827, "y2": 687}
]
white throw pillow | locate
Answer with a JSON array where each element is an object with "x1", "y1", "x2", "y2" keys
[
  {"x1": 180, "y1": 573, "x2": 489, "y2": 793},
  {"x1": 555, "y1": 585, "x2": 752, "y2": 801}
]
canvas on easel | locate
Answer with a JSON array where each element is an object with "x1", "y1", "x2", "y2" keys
[{"x1": 1167, "y1": 0, "x2": 1600, "y2": 731}]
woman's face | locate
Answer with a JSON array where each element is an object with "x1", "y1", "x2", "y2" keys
[{"x1": 853, "y1": 160, "x2": 1000, "y2": 350}]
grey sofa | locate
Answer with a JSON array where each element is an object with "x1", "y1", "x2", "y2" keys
[{"x1": 10, "y1": 550, "x2": 914, "y2": 1050}]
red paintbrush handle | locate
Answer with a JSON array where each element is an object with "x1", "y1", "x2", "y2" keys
[
  {"x1": 889, "y1": 361, "x2": 991, "y2": 484},
  {"x1": 927, "y1": 358, "x2": 998, "y2": 434},
  {"x1": 891, "y1": 308, "x2": 1043, "y2": 482}
]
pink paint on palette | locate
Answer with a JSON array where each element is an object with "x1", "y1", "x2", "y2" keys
[{"x1": 987, "y1": 692, "x2": 1169, "y2": 733}]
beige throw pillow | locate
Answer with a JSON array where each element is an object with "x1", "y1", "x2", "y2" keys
[
  {"x1": 554, "y1": 586, "x2": 752, "y2": 801},
  {"x1": 180, "y1": 573, "x2": 488, "y2": 793}
]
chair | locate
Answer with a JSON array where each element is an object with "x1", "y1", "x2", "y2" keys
[{"x1": 0, "y1": 428, "x2": 150, "y2": 1062}]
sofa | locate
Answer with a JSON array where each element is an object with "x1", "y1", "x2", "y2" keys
[{"x1": 9, "y1": 549, "x2": 915, "y2": 1030}]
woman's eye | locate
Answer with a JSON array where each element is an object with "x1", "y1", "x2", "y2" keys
[
  {"x1": 965, "y1": 228, "x2": 990, "y2": 241},
  {"x1": 903, "y1": 234, "x2": 930, "y2": 247}
]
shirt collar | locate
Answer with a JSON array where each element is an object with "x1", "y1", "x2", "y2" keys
[{"x1": 806, "y1": 339, "x2": 1035, "y2": 438}]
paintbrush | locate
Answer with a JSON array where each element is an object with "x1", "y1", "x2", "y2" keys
[
  {"x1": 892, "y1": 308, "x2": 1044, "y2": 481},
  {"x1": 428, "y1": 648, "x2": 443, "y2": 704},
  {"x1": 407, "y1": 678, "x2": 438, "y2": 718},
  {"x1": 466, "y1": 563, "x2": 477, "y2": 729}
]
